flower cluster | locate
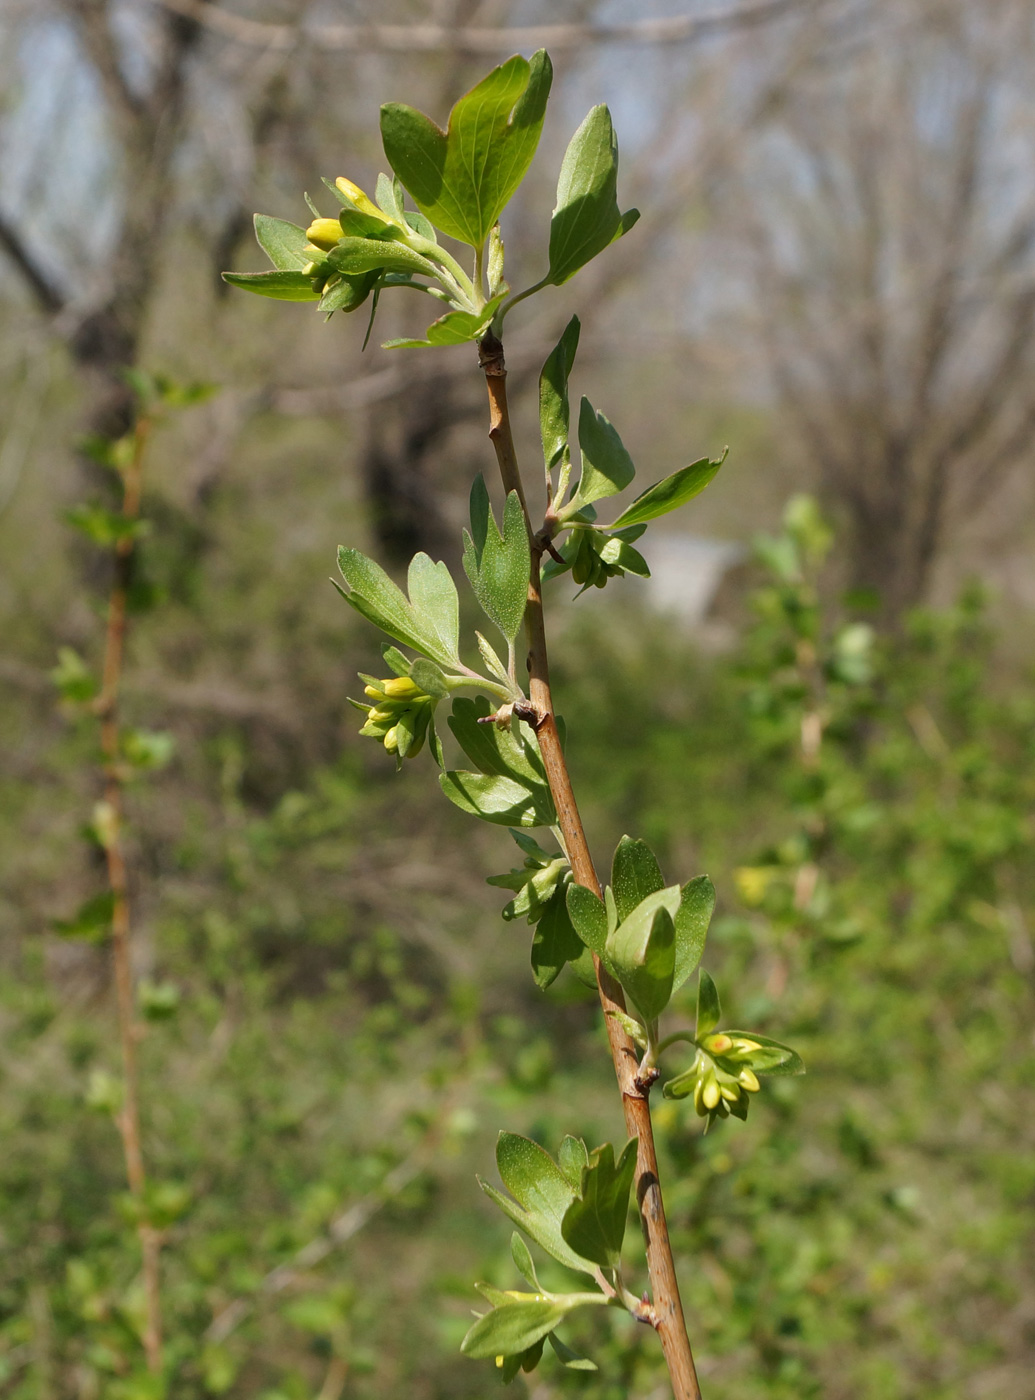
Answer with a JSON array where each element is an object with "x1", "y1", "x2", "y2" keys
[
  {"x1": 354, "y1": 675, "x2": 437, "y2": 762},
  {"x1": 663, "y1": 1033, "x2": 766, "y2": 1127}
]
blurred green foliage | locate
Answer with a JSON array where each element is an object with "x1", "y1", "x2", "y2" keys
[{"x1": 1, "y1": 492, "x2": 1032, "y2": 1398}]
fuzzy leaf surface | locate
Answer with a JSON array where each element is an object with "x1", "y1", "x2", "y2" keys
[
  {"x1": 463, "y1": 478, "x2": 530, "y2": 643},
  {"x1": 336, "y1": 548, "x2": 460, "y2": 668},
  {"x1": 381, "y1": 51, "x2": 552, "y2": 247},
  {"x1": 570, "y1": 398, "x2": 635, "y2": 511},
  {"x1": 609, "y1": 451, "x2": 727, "y2": 529},
  {"x1": 539, "y1": 316, "x2": 580, "y2": 473},
  {"x1": 479, "y1": 1133, "x2": 596, "y2": 1276},
  {"x1": 221, "y1": 270, "x2": 320, "y2": 302},
  {"x1": 560, "y1": 1140, "x2": 638, "y2": 1271},
  {"x1": 547, "y1": 105, "x2": 639, "y2": 286}
]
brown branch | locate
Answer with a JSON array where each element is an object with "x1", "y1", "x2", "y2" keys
[
  {"x1": 155, "y1": 0, "x2": 799, "y2": 53},
  {"x1": 478, "y1": 332, "x2": 701, "y2": 1400},
  {"x1": 0, "y1": 211, "x2": 65, "y2": 316},
  {"x1": 95, "y1": 413, "x2": 164, "y2": 1374}
]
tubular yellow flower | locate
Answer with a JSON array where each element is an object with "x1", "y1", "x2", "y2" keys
[
  {"x1": 306, "y1": 218, "x2": 343, "y2": 251},
  {"x1": 335, "y1": 178, "x2": 388, "y2": 220}
]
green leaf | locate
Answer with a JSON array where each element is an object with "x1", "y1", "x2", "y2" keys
[
  {"x1": 406, "y1": 552, "x2": 459, "y2": 661},
  {"x1": 561, "y1": 1139, "x2": 638, "y2": 1271},
  {"x1": 724, "y1": 1031, "x2": 806, "y2": 1076},
  {"x1": 53, "y1": 891, "x2": 115, "y2": 943},
  {"x1": 51, "y1": 646, "x2": 97, "y2": 703},
  {"x1": 511, "y1": 1233, "x2": 541, "y2": 1290},
  {"x1": 447, "y1": 696, "x2": 549, "y2": 791},
  {"x1": 221, "y1": 270, "x2": 321, "y2": 302},
  {"x1": 531, "y1": 886, "x2": 584, "y2": 989},
  {"x1": 570, "y1": 398, "x2": 635, "y2": 511},
  {"x1": 63, "y1": 504, "x2": 149, "y2": 548},
  {"x1": 566, "y1": 883, "x2": 608, "y2": 955},
  {"x1": 326, "y1": 236, "x2": 441, "y2": 281},
  {"x1": 548, "y1": 1333, "x2": 597, "y2": 1371},
  {"x1": 381, "y1": 51, "x2": 553, "y2": 248},
  {"x1": 547, "y1": 105, "x2": 639, "y2": 286},
  {"x1": 408, "y1": 658, "x2": 450, "y2": 698},
  {"x1": 336, "y1": 547, "x2": 460, "y2": 668},
  {"x1": 606, "y1": 899, "x2": 676, "y2": 1022},
  {"x1": 439, "y1": 771, "x2": 550, "y2": 828},
  {"x1": 382, "y1": 294, "x2": 506, "y2": 350},
  {"x1": 539, "y1": 316, "x2": 580, "y2": 474},
  {"x1": 673, "y1": 876, "x2": 715, "y2": 991},
  {"x1": 463, "y1": 478, "x2": 531, "y2": 644},
  {"x1": 608, "y1": 450, "x2": 727, "y2": 529},
  {"x1": 480, "y1": 1133, "x2": 596, "y2": 1276},
  {"x1": 319, "y1": 271, "x2": 377, "y2": 316},
  {"x1": 253, "y1": 215, "x2": 311, "y2": 271},
  {"x1": 611, "y1": 836, "x2": 665, "y2": 923},
  {"x1": 461, "y1": 1297, "x2": 570, "y2": 1360},
  {"x1": 696, "y1": 969, "x2": 721, "y2": 1037},
  {"x1": 557, "y1": 1136, "x2": 589, "y2": 1190}
]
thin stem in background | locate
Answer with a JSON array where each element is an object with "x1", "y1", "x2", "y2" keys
[
  {"x1": 95, "y1": 411, "x2": 163, "y2": 1374},
  {"x1": 477, "y1": 333, "x2": 702, "y2": 1400}
]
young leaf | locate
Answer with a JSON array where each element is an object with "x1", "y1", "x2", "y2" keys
[
  {"x1": 253, "y1": 215, "x2": 311, "y2": 271},
  {"x1": 463, "y1": 478, "x2": 531, "y2": 644},
  {"x1": 336, "y1": 547, "x2": 460, "y2": 669},
  {"x1": 460, "y1": 1297, "x2": 571, "y2": 1360},
  {"x1": 673, "y1": 875, "x2": 715, "y2": 991},
  {"x1": 531, "y1": 887, "x2": 584, "y2": 989},
  {"x1": 319, "y1": 272, "x2": 376, "y2": 316},
  {"x1": 606, "y1": 900, "x2": 676, "y2": 1022},
  {"x1": 439, "y1": 771, "x2": 552, "y2": 828},
  {"x1": 53, "y1": 891, "x2": 115, "y2": 942},
  {"x1": 696, "y1": 969, "x2": 721, "y2": 1037},
  {"x1": 511, "y1": 1233, "x2": 541, "y2": 1290},
  {"x1": 380, "y1": 51, "x2": 553, "y2": 248},
  {"x1": 221, "y1": 270, "x2": 321, "y2": 302},
  {"x1": 383, "y1": 295, "x2": 506, "y2": 350},
  {"x1": 724, "y1": 1032, "x2": 806, "y2": 1076},
  {"x1": 447, "y1": 697, "x2": 548, "y2": 790},
  {"x1": 549, "y1": 1333, "x2": 598, "y2": 1371},
  {"x1": 560, "y1": 1139, "x2": 638, "y2": 1271},
  {"x1": 479, "y1": 1133, "x2": 596, "y2": 1276},
  {"x1": 570, "y1": 398, "x2": 635, "y2": 510},
  {"x1": 557, "y1": 1136, "x2": 589, "y2": 1190},
  {"x1": 611, "y1": 836, "x2": 665, "y2": 922},
  {"x1": 547, "y1": 105, "x2": 639, "y2": 286},
  {"x1": 566, "y1": 883, "x2": 608, "y2": 956},
  {"x1": 539, "y1": 316, "x2": 580, "y2": 474},
  {"x1": 608, "y1": 450, "x2": 728, "y2": 530},
  {"x1": 406, "y1": 553, "x2": 459, "y2": 662}
]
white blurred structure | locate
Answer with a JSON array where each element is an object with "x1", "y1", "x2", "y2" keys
[{"x1": 640, "y1": 533, "x2": 744, "y2": 626}]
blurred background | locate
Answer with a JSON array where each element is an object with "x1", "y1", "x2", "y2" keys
[{"x1": 0, "y1": 1, "x2": 1033, "y2": 1397}]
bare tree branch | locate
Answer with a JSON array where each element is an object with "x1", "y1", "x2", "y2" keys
[
  {"x1": 0, "y1": 211, "x2": 65, "y2": 315},
  {"x1": 153, "y1": 0, "x2": 802, "y2": 53}
]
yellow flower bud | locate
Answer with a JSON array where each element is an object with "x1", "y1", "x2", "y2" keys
[
  {"x1": 705, "y1": 1033, "x2": 733, "y2": 1054},
  {"x1": 368, "y1": 707, "x2": 395, "y2": 724},
  {"x1": 719, "y1": 1081, "x2": 741, "y2": 1103},
  {"x1": 738, "y1": 1068, "x2": 760, "y2": 1093},
  {"x1": 702, "y1": 1078, "x2": 721, "y2": 1111},
  {"x1": 381, "y1": 676, "x2": 421, "y2": 698},
  {"x1": 335, "y1": 178, "x2": 387, "y2": 220},
  {"x1": 305, "y1": 218, "x2": 343, "y2": 251},
  {"x1": 383, "y1": 726, "x2": 399, "y2": 753},
  {"x1": 364, "y1": 684, "x2": 385, "y2": 699}
]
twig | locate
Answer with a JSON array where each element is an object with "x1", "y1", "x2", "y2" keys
[
  {"x1": 154, "y1": 0, "x2": 799, "y2": 54},
  {"x1": 204, "y1": 1080, "x2": 468, "y2": 1344},
  {"x1": 95, "y1": 411, "x2": 164, "y2": 1373},
  {"x1": 477, "y1": 332, "x2": 702, "y2": 1400}
]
